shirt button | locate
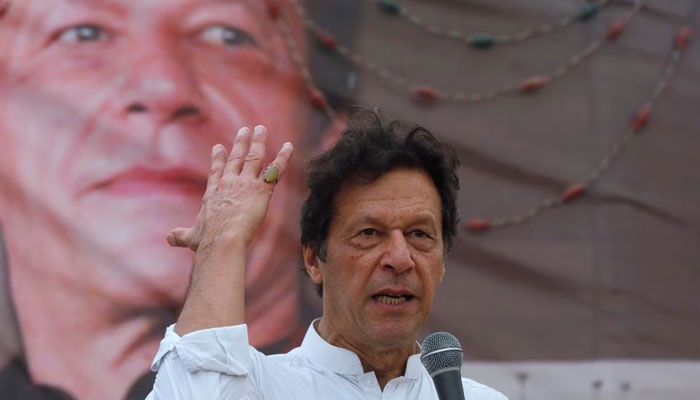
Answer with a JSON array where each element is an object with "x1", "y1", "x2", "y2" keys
[{"x1": 365, "y1": 377, "x2": 376, "y2": 387}]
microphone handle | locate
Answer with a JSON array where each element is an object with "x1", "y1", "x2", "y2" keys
[{"x1": 432, "y1": 369, "x2": 466, "y2": 400}]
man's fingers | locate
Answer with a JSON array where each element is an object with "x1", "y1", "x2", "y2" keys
[
  {"x1": 241, "y1": 125, "x2": 268, "y2": 177},
  {"x1": 264, "y1": 142, "x2": 294, "y2": 183},
  {"x1": 223, "y1": 127, "x2": 251, "y2": 177},
  {"x1": 167, "y1": 227, "x2": 194, "y2": 249},
  {"x1": 204, "y1": 144, "x2": 227, "y2": 199}
]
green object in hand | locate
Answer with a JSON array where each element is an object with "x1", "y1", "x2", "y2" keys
[{"x1": 263, "y1": 165, "x2": 280, "y2": 184}]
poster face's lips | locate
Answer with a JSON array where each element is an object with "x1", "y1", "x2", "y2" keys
[{"x1": 89, "y1": 166, "x2": 207, "y2": 195}]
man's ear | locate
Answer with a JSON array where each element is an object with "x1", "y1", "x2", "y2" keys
[{"x1": 303, "y1": 244, "x2": 323, "y2": 285}]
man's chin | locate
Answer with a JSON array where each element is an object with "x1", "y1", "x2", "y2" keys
[{"x1": 370, "y1": 320, "x2": 421, "y2": 347}]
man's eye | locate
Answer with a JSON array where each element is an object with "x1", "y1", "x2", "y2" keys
[
  {"x1": 200, "y1": 25, "x2": 257, "y2": 48},
  {"x1": 57, "y1": 25, "x2": 109, "y2": 43},
  {"x1": 360, "y1": 228, "x2": 377, "y2": 237},
  {"x1": 409, "y1": 230, "x2": 428, "y2": 239}
]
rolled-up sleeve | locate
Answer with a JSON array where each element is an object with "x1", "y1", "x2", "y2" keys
[{"x1": 146, "y1": 324, "x2": 260, "y2": 400}]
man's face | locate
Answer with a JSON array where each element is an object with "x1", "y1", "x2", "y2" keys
[
  {"x1": 0, "y1": 0, "x2": 310, "y2": 305},
  {"x1": 315, "y1": 168, "x2": 446, "y2": 347}
]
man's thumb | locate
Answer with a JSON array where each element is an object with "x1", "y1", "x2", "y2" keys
[{"x1": 167, "y1": 227, "x2": 192, "y2": 248}]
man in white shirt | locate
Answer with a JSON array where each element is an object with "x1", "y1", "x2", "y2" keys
[{"x1": 148, "y1": 111, "x2": 508, "y2": 399}]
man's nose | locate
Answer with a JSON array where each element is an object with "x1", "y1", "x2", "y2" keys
[
  {"x1": 116, "y1": 46, "x2": 205, "y2": 125},
  {"x1": 381, "y1": 231, "x2": 415, "y2": 274}
]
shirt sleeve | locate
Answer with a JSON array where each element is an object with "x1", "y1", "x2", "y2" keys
[
  {"x1": 462, "y1": 378, "x2": 510, "y2": 400},
  {"x1": 146, "y1": 324, "x2": 261, "y2": 400}
]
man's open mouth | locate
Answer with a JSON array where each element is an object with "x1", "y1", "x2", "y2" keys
[{"x1": 373, "y1": 294, "x2": 415, "y2": 305}]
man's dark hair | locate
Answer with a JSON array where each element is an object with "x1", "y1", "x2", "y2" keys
[{"x1": 300, "y1": 109, "x2": 460, "y2": 295}]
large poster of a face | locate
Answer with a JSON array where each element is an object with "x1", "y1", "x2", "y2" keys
[{"x1": 0, "y1": 0, "x2": 335, "y2": 398}]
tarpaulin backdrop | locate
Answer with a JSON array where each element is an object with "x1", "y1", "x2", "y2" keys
[{"x1": 1, "y1": 0, "x2": 699, "y2": 399}]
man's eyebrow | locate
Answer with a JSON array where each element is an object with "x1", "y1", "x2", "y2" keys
[
  {"x1": 351, "y1": 213, "x2": 440, "y2": 228},
  {"x1": 407, "y1": 215, "x2": 440, "y2": 226},
  {"x1": 351, "y1": 215, "x2": 382, "y2": 226}
]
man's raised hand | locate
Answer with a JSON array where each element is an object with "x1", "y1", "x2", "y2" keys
[{"x1": 167, "y1": 125, "x2": 294, "y2": 252}]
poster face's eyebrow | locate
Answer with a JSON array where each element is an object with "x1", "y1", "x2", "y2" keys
[
  {"x1": 24, "y1": 0, "x2": 266, "y2": 34},
  {"x1": 192, "y1": 0, "x2": 266, "y2": 20},
  {"x1": 37, "y1": 0, "x2": 124, "y2": 11},
  {"x1": 25, "y1": 0, "x2": 264, "y2": 18},
  {"x1": 23, "y1": 0, "x2": 123, "y2": 27}
]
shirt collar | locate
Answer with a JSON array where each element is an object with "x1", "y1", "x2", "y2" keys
[
  {"x1": 404, "y1": 353, "x2": 426, "y2": 380},
  {"x1": 300, "y1": 319, "x2": 424, "y2": 380}
]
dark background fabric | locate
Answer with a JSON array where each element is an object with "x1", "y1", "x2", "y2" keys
[{"x1": 337, "y1": 0, "x2": 700, "y2": 360}]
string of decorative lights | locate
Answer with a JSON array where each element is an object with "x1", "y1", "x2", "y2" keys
[
  {"x1": 268, "y1": 0, "x2": 693, "y2": 233},
  {"x1": 465, "y1": 24, "x2": 693, "y2": 233},
  {"x1": 374, "y1": 0, "x2": 610, "y2": 49},
  {"x1": 287, "y1": 0, "x2": 644, "y2": 103},
  {"x1": 267, "y1": 0, "x2": 342, "y2": 125}
]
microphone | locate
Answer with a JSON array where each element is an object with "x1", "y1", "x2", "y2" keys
[{"x1": 420, "y1": 332, "x2": 466, "y2": 400}]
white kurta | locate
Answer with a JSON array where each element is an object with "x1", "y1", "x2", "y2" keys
[{"x1": 147, "y1": 322, "x2": 508, "y2": 400}]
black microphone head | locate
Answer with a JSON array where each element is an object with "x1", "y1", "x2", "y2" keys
[{"x1": 420, "y1": 332, "x2": 464, "y2": 376}]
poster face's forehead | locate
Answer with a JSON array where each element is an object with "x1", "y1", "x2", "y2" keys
[
  {"x1": 18, "y1": 0, "x2": 266, "y2": 15},
  {"x1": 10, "y1": 0, "x2": 269, "y2": 23}
]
